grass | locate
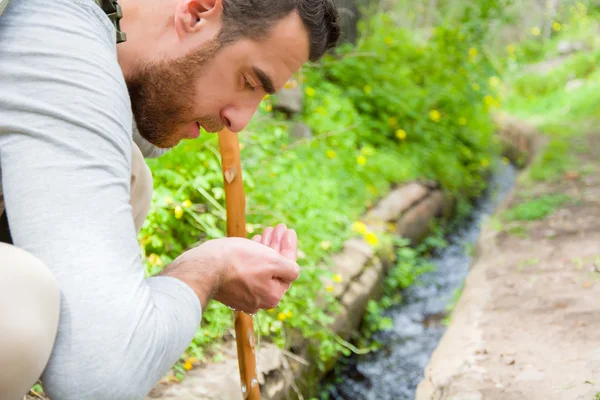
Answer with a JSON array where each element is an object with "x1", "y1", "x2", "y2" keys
[{"x1": 504, "y1": 194, "x2": 571, "y2": 221}]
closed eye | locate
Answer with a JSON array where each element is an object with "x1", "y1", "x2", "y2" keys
[{"x1": 244, "y1": 76, "x2": 256, "y2": 92}]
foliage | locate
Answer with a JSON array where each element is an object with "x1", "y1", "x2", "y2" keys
[
  {"x1": 503, "y1": 194, "x2": 572, "y2": 221},
  {"x1": 138, "y1": 7, "x2": 501, "y2": 375}
]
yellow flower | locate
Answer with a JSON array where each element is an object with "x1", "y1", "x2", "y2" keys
[
  {"x1": 174, "y1": 206, "x2": 184, "y2": 219},
  {"x1": 384, "y1": 36, "x2": 393, "y2": 45},
  {"x1": 388, "y1": 117, "x2": 397, "y2": 127},
  {"x1": 468, "y1": 47, "x2": 478, "y2": 62},
  {"x1": 552, "y1": 21, "x2": 561, "y2": 32},
  {"x1": 165, "y1": 197, "x2": 173, "y2": 205},
  {"x1": 530, "y1": 26, "x2": 541, "y2": 36},
  {"x1": 364, "y1": 232, "x2": 379, "y2": 246},
  {"x1": 305, "y1": 87, "x2": 316, "y2": 97},
  {"x1": 352, "y1": 221, "x2": 368, "y2": 234},
  {"x1": 480, "y1": 158, "x2": 489, "y2": 168},
  {"x1": 183, "y1": 361, "x2": 193, "y2": 371},
  {"x1": 267, "y1": 308, "x2": 276, "y2": 314},
  {"x1": 246, "y1": 223, "x2": 255, "y2": 234},
  {"x1": 266, "y1": 104, "x2": 273, "y2": 112},
  {"x1": 356, "y1": 155, "x2": 367, "y2": 166},
  {"x1": 182, "y1": 199, "x2": 192, "y2": 208},
  {"x1": 284, "y1": 80, "x2": 296, "y2": 89},
  {"x1": 148, "y1": 253, "x2": 163, "y2": 266},
  {"x1": 316, "y1": 106, "x2": 327, "y2": 116},
  {"x1": 484, "y1": 95, "x2": 499, "y2": 108},
  {"x1": 429, "y1": 109, "x2": 441, "y2": 122},
  {"x1": 488, "y1": 76, "x2": 500, "y2": 88},
  {"x1": 326, "y1": 285, "x2": 334, "y2": 292},
  {"x1": 472, "y1": 83, "x2": 480, "y2": 91},
  {"x1": 363, "y1": 85, "x2": 372, "y2": 95},
  {"x1": 285, "y1": 310, "x2": 293, "y2": 318},
  {"x1": 320, "y1": 241, "x2": 331, "y2": 250},
  {"x1": 360, "y1": 146, "x2": 375, "y2": 156},
  {"x1": 395, "y1": 129, "x2": 407, "y2": 140},
  {"x1": 263, "y1": 94, "x2": 270, "y2": 100},
  {"x1": 506, "y1": 44, "x2": 515, "y2": 54},
  {"x1": 333, "y1": 274, "x2": 343, "y2": 283},
  {"x1": 458, "y1": 117, "x2": 467, "y2": 126},
  {"x1": 326, "y1": 150, "x2": 336, "y2": 159},
  {"x1": 277, "y1": 312, "x2": 287, "y2": 321}
]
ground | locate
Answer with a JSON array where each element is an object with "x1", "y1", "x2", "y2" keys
[{"x1": 416, "y1": 131, "x2": 600, "y2": 400}]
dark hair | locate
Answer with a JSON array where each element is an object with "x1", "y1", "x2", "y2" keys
[{"x1": 217, "y1": 0, "x2": 340, "y2": 62}]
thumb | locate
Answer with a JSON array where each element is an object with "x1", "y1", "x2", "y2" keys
[{"x1": 280, "y1": 229, "x2": 298, "y2": 262}]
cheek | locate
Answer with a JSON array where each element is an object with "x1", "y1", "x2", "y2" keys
[{"x1": 193, "y1": 68, "x2": 237, "y2": 113}]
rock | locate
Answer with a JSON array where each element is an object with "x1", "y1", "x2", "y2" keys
[
  {"x1": 272, "y1": 85, "x2": 302, "y2": 116},
  {"x1": 557, "y1": 40, "x2": 587, "y2": 56},
  {"x1": 396, "y1": 191, "x2": 444, "y2": 243},
  {"x1": 291, "y1": 122, "x2": 312, "y2": 140},
  {"x1": 365, "y1": 182, "x2": 429, "y2": 223}
]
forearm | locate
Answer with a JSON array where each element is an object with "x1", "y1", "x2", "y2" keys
[{"x1": 158, "y1": 251, "x2": 221, "y2": 310}]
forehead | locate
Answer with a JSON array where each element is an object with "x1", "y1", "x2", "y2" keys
[{"x1": 222, "y1": 12, "x2": 310, "y2": 91}]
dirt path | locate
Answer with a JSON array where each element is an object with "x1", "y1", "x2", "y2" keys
[{"x1": 416, "y1": 132, "x2": 600, "y2": 400}]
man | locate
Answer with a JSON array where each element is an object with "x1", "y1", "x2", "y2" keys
[{"x1": 0, "y1": 0, "x2": 340, "y2": 398}]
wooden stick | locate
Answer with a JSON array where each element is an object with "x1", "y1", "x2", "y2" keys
[{"x1": 218, "y1": 127, "x2": 260, "y2": 400}]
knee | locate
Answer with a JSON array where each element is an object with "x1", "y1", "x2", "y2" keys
[{"x1": 0, "y1": 243, "x2": 60, "y2": 400}]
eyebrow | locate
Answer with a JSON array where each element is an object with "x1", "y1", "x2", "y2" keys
[{"x1": 252, "y1": 66, "x2": 276, "y2": 94}]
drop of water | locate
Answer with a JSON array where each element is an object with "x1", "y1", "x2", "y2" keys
[
  {"x1": 248, "y1": 331, "x2": 255, "y2": 348},
  {"x1": 241, "y1": 384, "x2": 248, "y2": 399},
  {"x1": 251, "y1": 378, "x2": 258, "y2": 388},
  {"x1": 228, "y1": 306, "x2": 237, "y2": 312}
]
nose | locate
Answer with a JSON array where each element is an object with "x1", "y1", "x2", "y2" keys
[{"x1": 221, "y1": 99, "x2": 262, "y2": 133}]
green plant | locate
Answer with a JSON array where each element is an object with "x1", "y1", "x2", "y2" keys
[
  {"x1": 504, "y1": 194, "x2": 571, "y2": 221},
  {"x1": 138, "y1": 7, "x2": 503, "y2": 378}
]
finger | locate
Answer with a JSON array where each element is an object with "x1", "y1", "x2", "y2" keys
[
  {"x1": 271, "y1": 256, "x2": 300, "y2": 283},
  {"x1": 279, "y1": 229, "x2": 298, "y2": 262},
  {"x1": 269, "y1": 223, "x2": 287, "y2": 253},
  {"x1": 252, "y1": 235, "x2": 262, "y2": 242},
  {"x1": 261, "y1": 227, "x2": 274, "y2": 246}
]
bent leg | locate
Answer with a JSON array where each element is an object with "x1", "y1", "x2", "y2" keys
[{"x1": 0, "y1": 243, "x2": 60, "y2": 400}]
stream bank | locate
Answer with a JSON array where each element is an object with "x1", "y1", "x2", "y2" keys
[{"x1": 416, "y1": 122, "x2": 600, "y2": 399}]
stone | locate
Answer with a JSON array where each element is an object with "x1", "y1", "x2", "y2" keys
[
  {"x1": 396, "y1": 191, "x2": 444, "y2": 243},
  {"x1": 332, "y1": 251, "x2": 367, "y2": 283},
  {"x1": 365, "y1": 182, "x2": 429, "y2": 223},
  {"x1": 272, "y1": 85, "x2": 302, "y2": 116},
  {"x1": 291, "y1": 122, "x2": 312, "y2": 140},
  {"x1": 557, "y1": 40, "x2": 586, "y2": 56}
]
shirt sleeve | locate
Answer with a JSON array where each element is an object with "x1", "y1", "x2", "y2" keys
[{"x1": 0, "y1": 1, "x2": 201, "y2": 398}]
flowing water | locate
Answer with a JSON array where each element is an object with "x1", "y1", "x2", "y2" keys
[{"x1": 324, "y1": 162, "x2": 517, "y2": 400}]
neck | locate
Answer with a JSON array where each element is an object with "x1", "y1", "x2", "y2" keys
[{"x1": 116, "y1": 0, "x2": 174, "y2": 78}]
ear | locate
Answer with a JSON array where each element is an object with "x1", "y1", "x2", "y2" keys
[{"x1": 175, "y1": 0, "x2": 223, "y2": 35}]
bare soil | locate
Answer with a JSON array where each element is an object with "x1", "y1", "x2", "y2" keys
[{"x1": 416, "y1": 133, "x2": 600, "y2": 400}]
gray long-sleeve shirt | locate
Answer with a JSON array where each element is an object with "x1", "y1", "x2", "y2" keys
[{"x1": 0, "y1": 0, "x2": 202, "y2": 398}]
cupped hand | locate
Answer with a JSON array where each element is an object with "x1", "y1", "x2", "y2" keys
[{"x1": 212, "y1": 223, "x2": 299, "y2": 313}]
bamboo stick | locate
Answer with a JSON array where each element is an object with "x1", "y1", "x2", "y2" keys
[{"x1": 218, "y1": 128, "x2": 260, "y2": 400}]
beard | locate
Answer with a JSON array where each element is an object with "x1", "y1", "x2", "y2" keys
[{"x1": 126, "y1": 40, "x2": 225, "y2": 148}]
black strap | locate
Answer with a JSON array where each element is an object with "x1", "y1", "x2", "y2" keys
[
  {"x1": 0, "y1": 210, "x2": 13, "y2": 245},
  {"x1": 95, "y1": 0, "x2": 127, "y2": 43}
]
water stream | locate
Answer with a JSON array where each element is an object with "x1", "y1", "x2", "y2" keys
[{"x1": 324, "y1": 162, "x2": 517, "y2": 400}]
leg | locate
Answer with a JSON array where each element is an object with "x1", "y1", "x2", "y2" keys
[
  {"x1": 0, "y1": 243, "x2": 60, "y2": 400},
  {"x1": 130, "y1": 142, "x2": 153, "y2": 234}
]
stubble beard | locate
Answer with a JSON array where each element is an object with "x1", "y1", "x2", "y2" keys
[{"x1": 126, "y1": 40, "x2": 224, "y2": 149}]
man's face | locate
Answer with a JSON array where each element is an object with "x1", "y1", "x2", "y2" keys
[{"x1": 126, "y1": 10, "x2": 310, "y2": 149}]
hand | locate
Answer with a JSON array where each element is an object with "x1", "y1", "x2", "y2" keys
[
  {"x1": 215, "y1": 223, "x2": 299, "y2": 313},
  {"x1": 161, "y1": 224, "x2": 299, "y2": 314}
]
